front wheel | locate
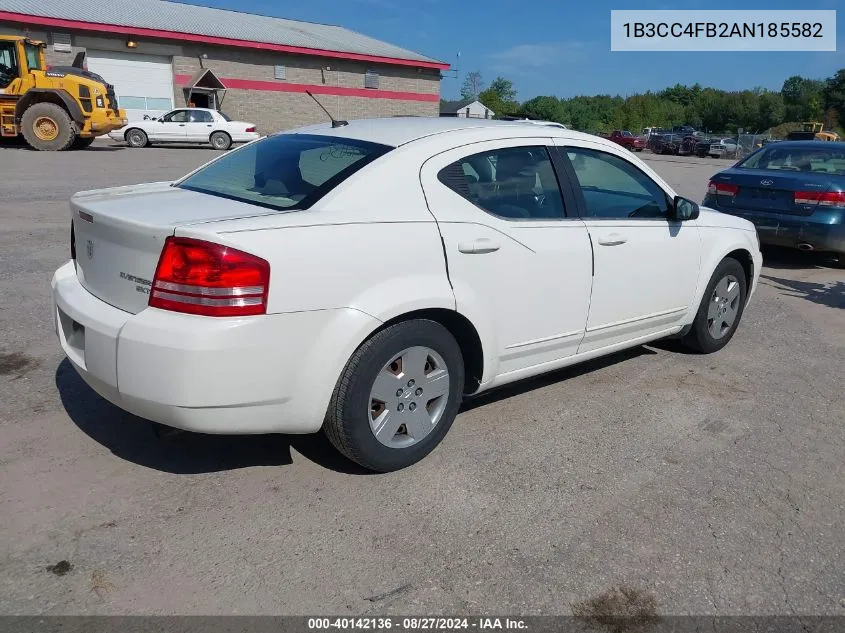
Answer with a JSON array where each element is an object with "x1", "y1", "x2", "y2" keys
[
  {"x1": 323, "y1": 319, "x2": 465, "y2": 472},
  {"x1": 682, "y1": 258, "x2": 748, "y2": 353},
  {"x1": 125, "y1": 128, "x2": 148, "y2": 148}
]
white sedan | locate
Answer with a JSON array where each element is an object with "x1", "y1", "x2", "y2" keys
[
  {"x1": 53, "y1": 118, "x2": 761, "y2": 472},
  {"x1": 108, "y1": 108, "x2": 260, "y2": 150}
]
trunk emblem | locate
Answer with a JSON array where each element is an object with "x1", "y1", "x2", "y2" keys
[
  {"x1": 86, "y1": 240, "x2": 94, "y2": 260},
  {"x1": 760, "y1": 179, "x2": 774, "y2": 186}
]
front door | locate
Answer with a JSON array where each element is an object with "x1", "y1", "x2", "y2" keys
[
  {"x1": 420, "y1": 139, "x2": 593, "y2": 383},
  {"x1": 554, "y1": 141, "x2": 701, "y2": 353},
  {"x1": 154, "y1": 109, "x2": 190, "y2": 141}
]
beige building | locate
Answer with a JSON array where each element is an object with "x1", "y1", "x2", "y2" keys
[{"x1": 0, "y1": 0, "x2": 447, "y2": 134}]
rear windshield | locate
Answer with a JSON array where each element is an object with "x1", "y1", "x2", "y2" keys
[
  {"x1": 739, "y1": 145, "x2": 845, "y2": 175},
  {"x1": 177, "y1": 134, "x2": 392, "y2": 210}
]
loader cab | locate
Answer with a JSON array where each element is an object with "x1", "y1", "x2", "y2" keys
[
  {"x1": 0, "y1": 38, "x2": 44, "y2": 89},
  {"x1": 0, "y1": 38, "x2": 19, "y2": 89}
]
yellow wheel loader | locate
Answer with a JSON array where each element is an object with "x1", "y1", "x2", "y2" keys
[
  {"x1": 786, "y1": 122, "x2": 840, "y2": 143},
  {"x1": 0, "y1": 36, "x2": 127, "y2": 150}
]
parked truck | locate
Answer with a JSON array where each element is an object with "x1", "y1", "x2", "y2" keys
[
  {"x1": 607, "y1": 130, "x2": 645, "y2": 152},
  {"x1": 0, "y1": 36, "x2": 126, "y2": 150}
]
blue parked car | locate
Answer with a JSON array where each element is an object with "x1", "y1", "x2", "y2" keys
[{"x1": 703, "y1": 141, "x2": 845, "y2": 262}]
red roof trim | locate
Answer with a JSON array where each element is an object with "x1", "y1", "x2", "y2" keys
[
  {"x1": 175, "y1": 74, "x2": 439, "y2": 102},
  {"x1": 0, "y1": 11, "x2": 450, "y2": 70}
]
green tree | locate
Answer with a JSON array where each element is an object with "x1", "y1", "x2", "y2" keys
[
  {"x1": 781, "y1": 75, "x2": 826, "y2": 122},
  {"x1": 823, "y1": 69, "x2": 845, "y2": 129},
  {"x1": 519, "y1": 95, "x2": 566, "y2": 123},
  {"x1": 479, "y1": 76, "x2": 519, "y2": 116},
  {"x1": 460, "y1": 71, "x2": 484, "y2": 101},
  {"x1": 757, "y1": 92, "x2": 785, "y2": 130}
]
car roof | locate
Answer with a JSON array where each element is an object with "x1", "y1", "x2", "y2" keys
[{"x1": 285, "y1": 116, "x2": 592, "y2": 147}]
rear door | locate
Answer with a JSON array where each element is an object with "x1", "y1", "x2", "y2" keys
[
  {"x1": 420, "y1": 139, "x2": 593, "y2": 378},
  {"x1": 553, "y1": 139, "x2": 701, "y2": 352},
  {"x1": 183, "y1": 109, "x2": 215, "y2": 142}
]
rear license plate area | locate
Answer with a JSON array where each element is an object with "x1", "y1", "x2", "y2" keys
[{"x1": 747, "y1": 188, "x2": 780, "y2": 200}]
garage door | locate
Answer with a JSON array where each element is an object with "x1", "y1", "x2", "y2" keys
[{"x1": 86, "y1": 51, "x2": 174, "y2": 121}]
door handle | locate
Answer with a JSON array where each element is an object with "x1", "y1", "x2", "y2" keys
[
  {"x1": 596, "y1": 233, "x2": 627, "y2": 246},
  {"x1": 458, "y1": 238, "x2": 500, "y2": 254},
  {"x1": 178, "y1": 124, "x2": 186, "y2": 126}
]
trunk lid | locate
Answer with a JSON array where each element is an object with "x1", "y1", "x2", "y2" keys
[
  {"x1": 709, "y1": 168, "x2": 837, "y2": 216},
  {"x1": 70, "y1": 181, "x2": 281, "y2": 314}
]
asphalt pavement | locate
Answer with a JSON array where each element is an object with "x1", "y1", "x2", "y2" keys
[{"x1": 0, "y1": 140, "x2": 843, "y2": 617}]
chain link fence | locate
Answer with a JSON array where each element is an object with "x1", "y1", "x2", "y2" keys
[{"x1": 735, "y1": 134, "x2": 771, "y2": 160}]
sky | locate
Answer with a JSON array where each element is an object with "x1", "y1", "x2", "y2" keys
[{"x1": 178, "y1": 0, "x2": 844, "y2": 101}]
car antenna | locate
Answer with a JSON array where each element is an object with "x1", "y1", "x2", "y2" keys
[{"x1": 305, "y1": 90, "x2": 348, "y2": 128}]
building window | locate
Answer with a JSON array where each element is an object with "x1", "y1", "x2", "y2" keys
[
  {"x1": 274, "y1": 65, "x2": 286, "y2": 80},
  {"x1": 51, "y1": 33, "x2": 71, "y2": 53},
  {"x1": 364, "y1": 70, "x2": 379, "y2": 89}
]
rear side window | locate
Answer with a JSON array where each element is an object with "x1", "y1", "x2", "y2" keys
[
  {"x1": 437, "y1": 146, "x2": 566, "y2": 220},
  {"x1": 178, "y1": 134, "x2": 392, "y2": 210},
  {"x1": 189, "y1": 110, "x2": 214, "y2": 123}
]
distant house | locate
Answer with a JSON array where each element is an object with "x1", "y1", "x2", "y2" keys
[{"x1": 440, "y1": 99, "x2": 494, "y2": 119}]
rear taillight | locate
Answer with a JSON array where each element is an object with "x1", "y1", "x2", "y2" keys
[
  {"x1": 149, "y1": 237, "x2": 270, "y2": 317},
  {"x1": 794, "y1": 191, "x2": 845, "y2": 207},
  {"x1": 245, "y1": 126, "x2": 256, "y2": 133},
  {"x1": 708, "y1": 181, "x2": 739, "y2": 196}
]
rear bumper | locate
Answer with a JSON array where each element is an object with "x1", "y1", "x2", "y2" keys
[
  {"x1": 232, "y1": 131, "x2": 261, "y2": 143},
  {"x1": 705, "y1": 199, "x2": 845, "y2": 254},
  {"x1": 52, "y1": 261, "x2": 379, "y2": 434}
]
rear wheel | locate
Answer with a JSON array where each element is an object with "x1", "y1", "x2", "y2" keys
[
  {"x1": 125, "y1": 128, "x2": 148, "y2": 148},
  {"x1": 682, "y1": 258, "x2": 748, "y2": 353},
  {"x1": 210, "y1": 131, "x2": 231, "y2": 150},
  {"x1": 21, "y1": 102, "x2": 77, "y2": 151},
  {"x1": 324, "y1": 319, "x2": 464, "y2": 472},
  {"x1": 70, "y1": 136, "x2": 95, "y2": 150}
]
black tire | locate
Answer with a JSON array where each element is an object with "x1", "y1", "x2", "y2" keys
[
  {"x1": 125, "y1": 128, "x2": 148, "y2": 148},
  {"x1": 70, "y1": 136, "x2": 95, "y2": 150},
  {"x1": 324, "y1": 319, "x2": 465, "y2": 472},
  {"x1": 21, "y1": 102, "x2": 77, "y2": 151},
  {"x1": 210, "y1": 131, "x2": 232, "y2": 150},
  {"x1": 682, "y1": 257, "x2": 748, "y2": 353}
]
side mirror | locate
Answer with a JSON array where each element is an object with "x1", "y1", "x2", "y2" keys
[{"x1": 672, "y1": 196, "x2": 700, "y2": 221}]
